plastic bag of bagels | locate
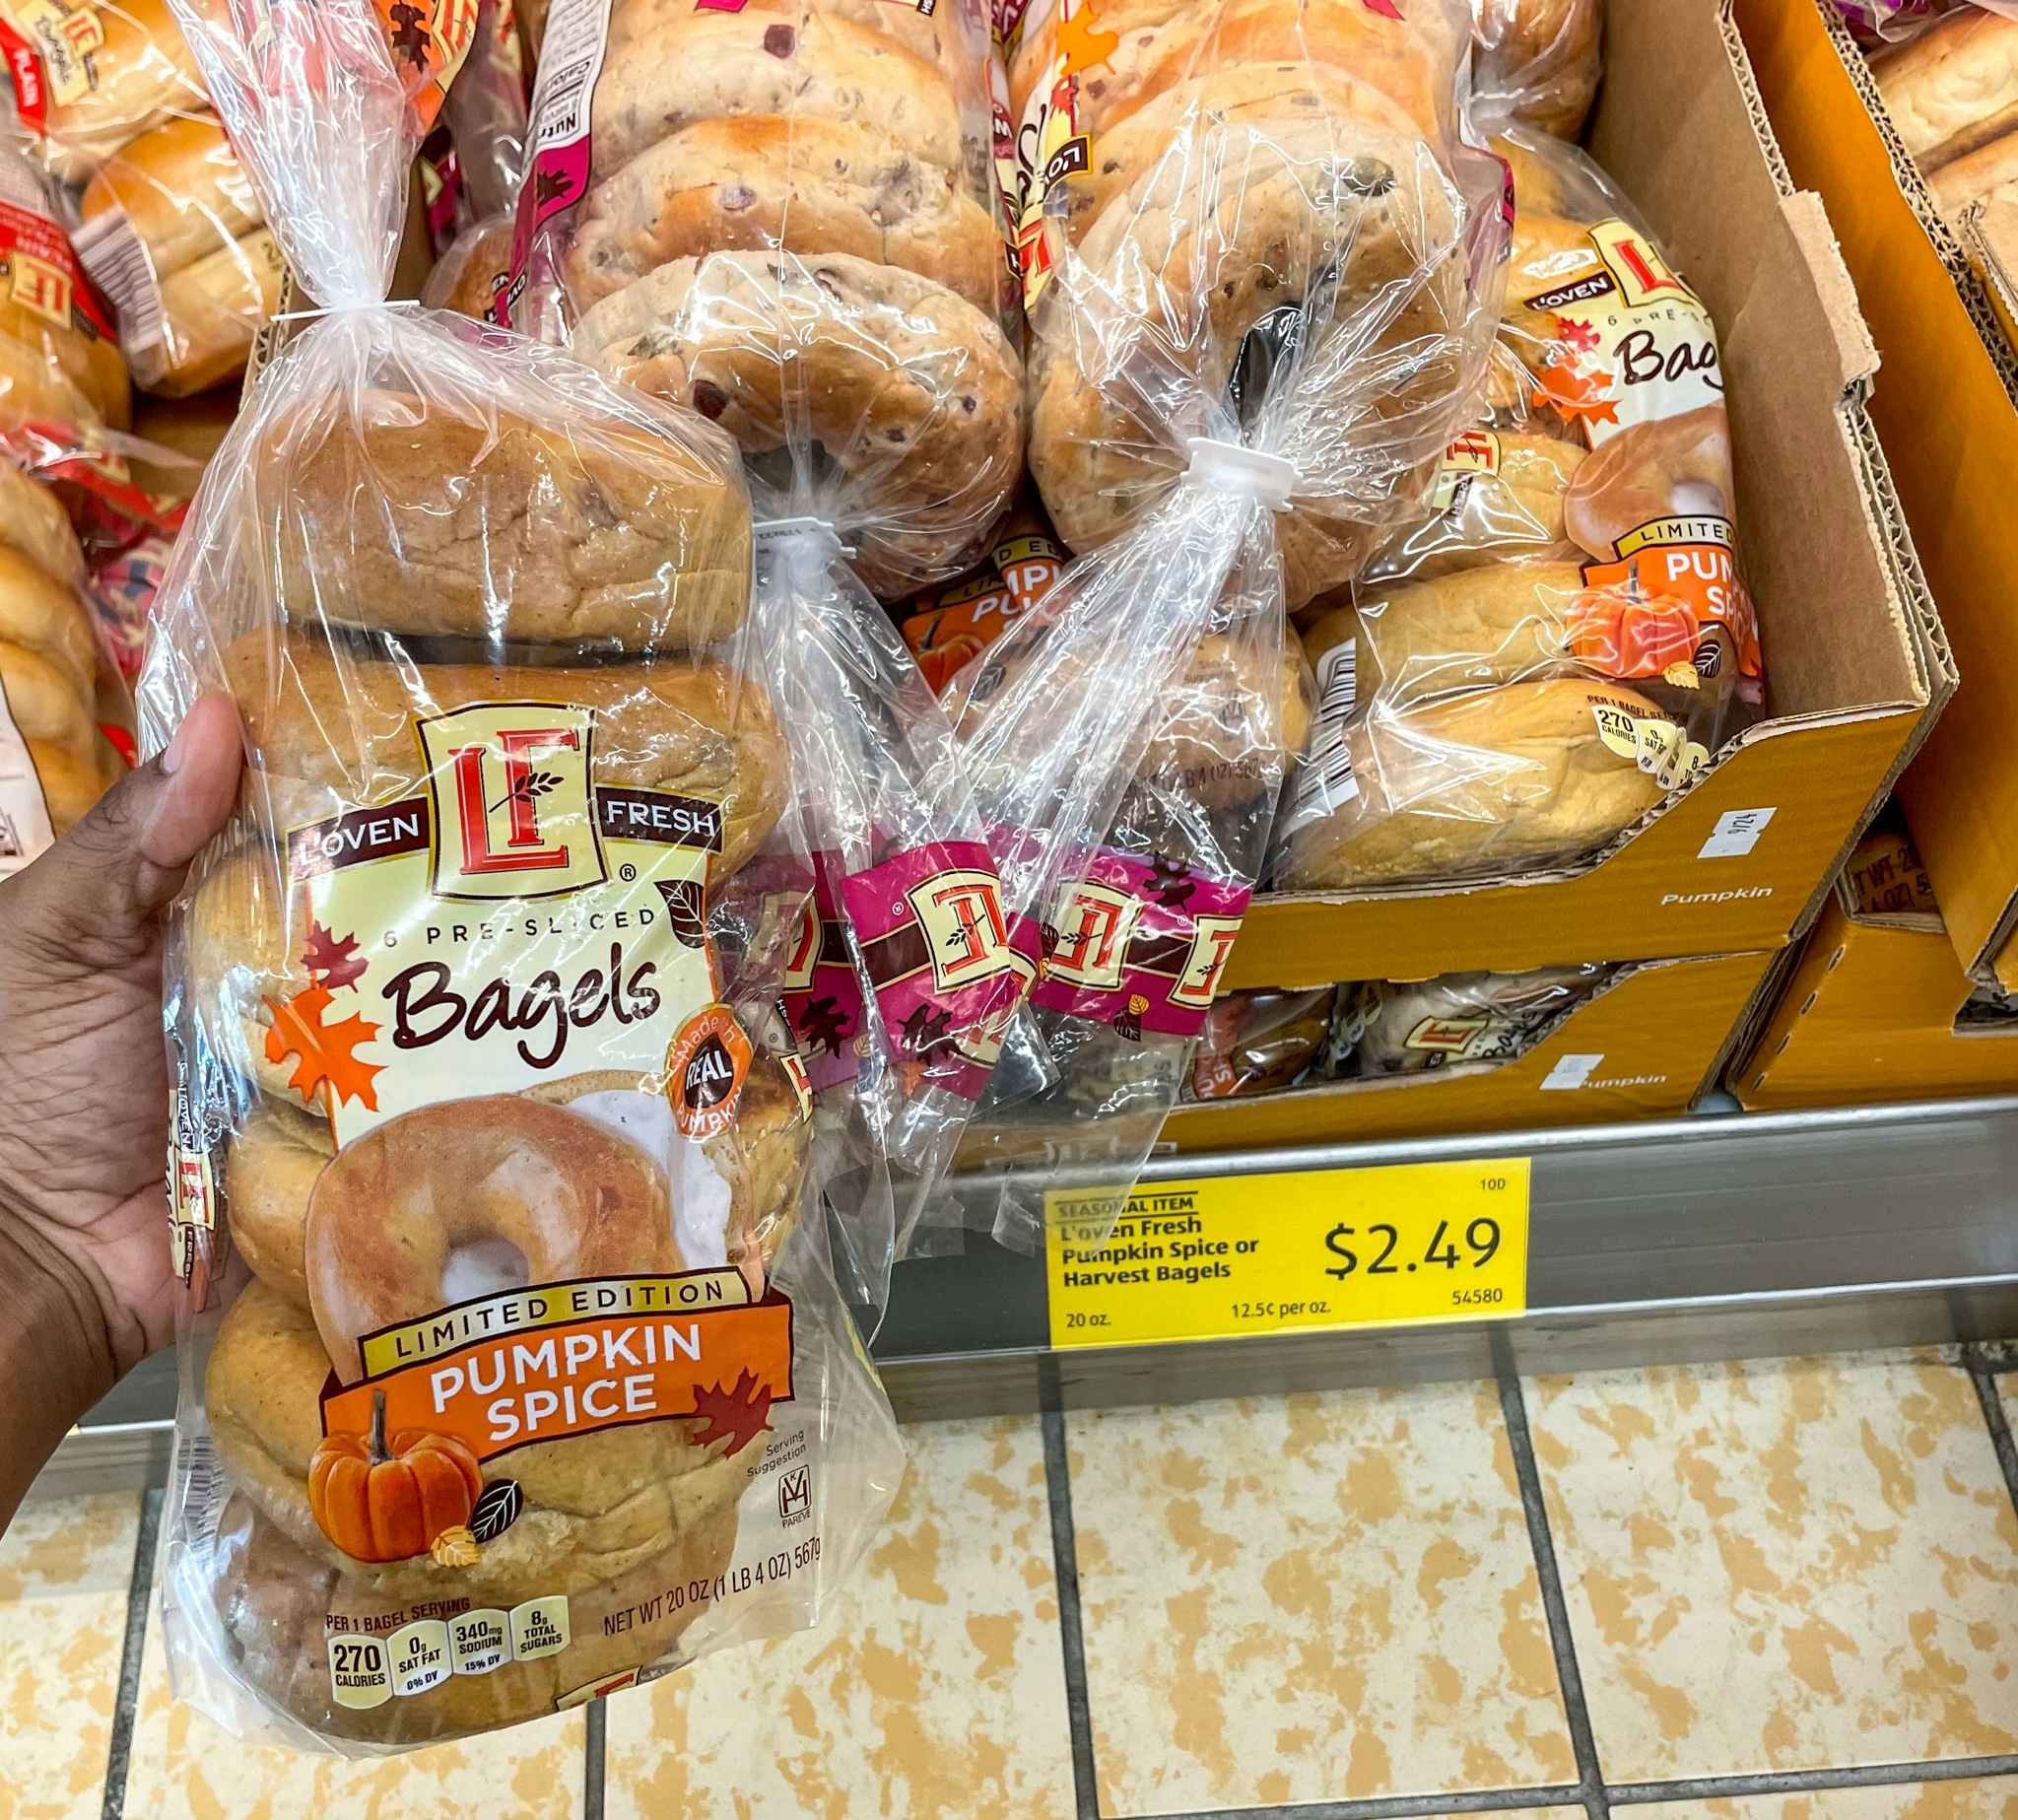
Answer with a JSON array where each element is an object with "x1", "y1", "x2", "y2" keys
[
  {"x1": 499, "y1": 0, "x2": 1023, "y2": 602},
  {"x1": 1467, "y1": 0, "x2": 1603, "y2": 141},
  {"x1": 491, "y1": 0, "x2": 1043, "y2": 1238},
  {"x1": 136, "y1": 0, "x2": 901, "y2": 1752},
  {"x1": 1274, "y1": 124, "x2": 1767, "y2": 894},
  {"x1": 946, "y1": 0, "x2": 1504, "y2": 1246},
  {"x1": 0, "y1": 445, "x2": 129, "y2": 861}
]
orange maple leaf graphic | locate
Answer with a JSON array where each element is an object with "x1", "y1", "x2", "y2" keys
[
  {"x1": 686, "y1": 1370, "x2": 774, "y2": 1457},
  {"x1": 1531, "y1": 355, "x2": 1619, "y2": 433},
  {"x1": 1054, "y1": 4, "x2": 1118, "y2": 76},
  {"x1": 264, "y1": 982, "x2": 385, "y2": 1112}
]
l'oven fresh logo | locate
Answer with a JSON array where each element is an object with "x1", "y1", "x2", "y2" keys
[
  {"x1": 416, "y1": 702, "x2": 607, "y2": 902},
  {"x1": 908, "y1": 869, "x2": 1023, "y2": 992},
  {"x1": 1167, "y1": 915, "x2": 1244, "y2": 1012},
  {"x1": 1044, "y1": 878, "x2": 1141, "y2": 992}
]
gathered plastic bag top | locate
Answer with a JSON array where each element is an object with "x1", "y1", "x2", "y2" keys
[
  {"x1": 1467, "y1": 0, "x2": 1602, "y2": 139},
  {"x1": 939, "y1": 0, "x2": 1501, "y2": 1242},
  {"x1": 1274, "y1": 123, "x2": 1766, "y2": 895},
  {"x1": 138, "y1": 0, "x2": 900, "y2": 1754}
]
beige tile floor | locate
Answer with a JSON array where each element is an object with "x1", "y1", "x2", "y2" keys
[{"x1": 6, "y1": 1349, "x2": 2018, "y2": 1817}]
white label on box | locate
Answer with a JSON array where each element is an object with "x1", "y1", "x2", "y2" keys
[
  {"x1": 1540, "y1": 1052, "x2": 1604, "y2": 1091},
  {"x1": 1698, "y1": 807, "x2": 1776, "y2": 859}
]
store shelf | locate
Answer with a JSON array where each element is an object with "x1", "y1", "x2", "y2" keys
[{"x1": 30, "y1": 1095, "x2": 2018, "y2": 1499}]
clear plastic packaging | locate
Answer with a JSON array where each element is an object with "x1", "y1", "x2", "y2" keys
[
  {"x1": 0, "y1": 138, "x2": 129, "y2": 435},
  {"x1": 1276, "y1": 124, "x2": 1766, "y2": 893},
  {"x1": 1184, "y1": 986, "x2": 1330, "y2": 1100},
  {"x1": 139, "y1": 0, "x2": 900, "y2": 1752},
  {"x1": 952, "y1": 0, "x2": 1504, "y2": 1244},
  {"x1": 1341, "y1": 963, "x2": 1609, "y2": 1075},
  {"x1": 898, "y1": 494, "x2": 1064, "y2": 696},
  {"x1": 1468, "y1": 0, "x2": 1602, "y2": 140},
  {"x1": 495, "y1": 0, "x2": 1040, "y2": 1253},
  {"x1": 1871, "y1": 1, "x2": 2018, "y2": 224},
  {"x1": 0, "y1": 441, "x2": 128, "y2": 863}
]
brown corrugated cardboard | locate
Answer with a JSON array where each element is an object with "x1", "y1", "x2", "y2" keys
[
  {"x1": 1228, "y1": 0, "x2": 1944, "y2": 993},
  {"x1": 1733, "y1": 854, "x2": 2018, "y2": 1112},
  {"x1": 1167, "y1": 950, "x2": 1776, "y2": 1153},
  {"x1": 1734, "y1": 0, "x2": 2018, "y2": 989}
]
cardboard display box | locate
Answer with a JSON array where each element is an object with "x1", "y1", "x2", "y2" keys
[
  {"x1": 1227, "y1": 0, "x2": 1946, "y2": 994},
  {"x1": 1734, "y1": 828, "x2": 2018, "y2": 1110},
  {"x1": 1167, "y1": 949, "x2": 1777, "y2": 1152},
  {"x1": 1734, "y1": 0, "x2": 2018, "y2": 989}
]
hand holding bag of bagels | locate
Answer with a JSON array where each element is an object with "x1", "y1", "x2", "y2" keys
[{"x1": 136, "y1": 0, "x2": 901, "y2": 1752}]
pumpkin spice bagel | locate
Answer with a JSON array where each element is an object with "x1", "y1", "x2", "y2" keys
[{"x1": 251, "y1": 388, "x2": 752, "y2": 648}]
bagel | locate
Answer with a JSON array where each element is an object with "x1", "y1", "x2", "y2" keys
[
  {"x1": 1278, "y1": 676, "x2": 1672, "y2": 888},
  {"x1": 1562, "y1": 404, "x2": 1734, "y2": 560},
  {"x1": 13, "y1": 0, "x2": 208, "y2": 183},
  {"x1": 564, "y1": 115, "x2": 1004, "y2": 318},
  {"x1": 24, "y1": 736, "x2": 117, "y2": 835},
  {"x1": 151, "y1": 223, "x2": 283, "y2": 397},
  {"x1": 184, "y1": 844, "x2": 299, "y2": 1102},
  {"x1": 225, "y1": 1101, "x2": 330, "y2": 1306},
  {"x1": 1366, "y1": 430, "x2": 1584, "y2": 582},
  {"x1": 1323, "y1": 559, "x2": 1589, "y2": 704},
  {"x1": 1046, "y1": 62, "x2": 1425, "y2": 252},
  {"x1": 590, "y1": 11, "x2": 966, "y2": 183},
  {"x1": 1876, "y1": 7, "x2": 2018, "y2": 169},
  {"x1": 955, "y1": 627, "x2": 1312, "y2": 813},
  {"x1": 304, "y1": 1095, "x2": 681, "y2": 1382},
  {"x1": 1006, "y1": 0, "x2": 1463, "y2": 145},
  {"x1": 248, "y1": 387, "x2": 752, "y2": 648},
  {"x1": 575, "y1": 250, "x2": 1022, "y2": 597},
  {"x1": 0, "y1": 550, "x2": 100, "y2": 698},
  {"x1": 0, "y1": 154, "x2": 132, "y2": 431},
  {"x1": 1351, "y1": 965, "x2": 1602, "y2": 1074},
  {"x1": 424, "y1": 213, "x2": 514, "y2": 320},
  {"x1": 0, "y1": 466, "x2": 85, "y2": 585},
  {"x1": 202, "y1": 1490, "x2": 739, "y2": 1744},
  {"x1": 78, "y1": 114, "x2": 263, "y2": 284},
  {"x1": 205, "y1": 1277, "x2": 751, "y2": 1605},
  {"x1": 1027, "y1": 112, "x2": 1470, "y2": 608},
  {"x1": 608, "y1": 0, "x2": 978, "y2": 78},
  {"x1": 1926, "y1": 128, "x2": 2018, "y2": 221},
  {"x1": 1471, "y1": 0, "x2": 1601, "y2": 140},
  {"x1": 0, "y1": 640, "x2": 94, "y2": 750},
  {"x1": 218, "y1": 1064, "x2": 808, "y2": 1314},
  {"x1": 220, "y1": 630, "x2": 790, "y2": 877}
]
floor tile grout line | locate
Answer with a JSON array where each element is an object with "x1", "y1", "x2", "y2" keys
[
  {"x1": 100, "y1": 1484, "x2": 163, "y2": 1820},
  {"x1": 1495, "y1": 1371, "x2": 1612, "y2": 1820},
  {"x1": 1041, "y1": 1397, "x2": 1103, "y2": 1820},
  {"x1": 1963, "y1": 1343, "x2": 2018, "y2": 1536},
  {"x1": 1603, "y1": 1752, "x2": 2018, "y2": 1804},
  {"x1": 1107, "y1": 1785, "x2": 1588, "y2": 1820},
  {"x1": 582, "y1": 1694, "x2": 607, "y2": 1820}
]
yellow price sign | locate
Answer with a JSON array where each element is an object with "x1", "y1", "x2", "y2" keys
[{"x1": 1044, "y1": 1159, "x2": 1530, "y2": 1349}]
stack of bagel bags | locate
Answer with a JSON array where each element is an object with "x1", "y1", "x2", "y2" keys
[
  {"x1": 1276, "y1": 123, "x2": 1770, "y2": 893},
  {"x1": 507, "y1": 0, "x2": 1037, "y2": 1228},
  {"x1": 143, "y1": 0, "x2": 901, "y2": 1749},
  {"x1": 940, "y1": 0, "x2": 1505, "y2": 1222}
]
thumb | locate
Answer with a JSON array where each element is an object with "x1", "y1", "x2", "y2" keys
[{"x1": 9, "y1": 694, "x2": 244, "y2": 969}]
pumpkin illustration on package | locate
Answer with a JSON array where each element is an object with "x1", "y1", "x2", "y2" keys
[
  {"x1": 308, "y1": 1389, "x2": 484, "y2": 1562},
  {"x1": 1563, "y1": 575, "x2": 1699, "y2": 679}
]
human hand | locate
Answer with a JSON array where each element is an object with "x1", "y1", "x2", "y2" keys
[{"x1": 0, "y1": 695, "x2": 241, "y2": 1519}]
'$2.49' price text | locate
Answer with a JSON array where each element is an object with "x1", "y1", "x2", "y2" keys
[{"x1": 1322, "y1": 1209, "x2": 1507, "y2": 1310}]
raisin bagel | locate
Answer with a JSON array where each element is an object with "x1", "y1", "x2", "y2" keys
[{"x1": 575, "y1": 251, "x2": 1022, "y2": 596}]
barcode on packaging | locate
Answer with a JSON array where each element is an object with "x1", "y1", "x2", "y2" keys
[{"x1": 72, "y1": 206, "x2": 166, "y2": 354}]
